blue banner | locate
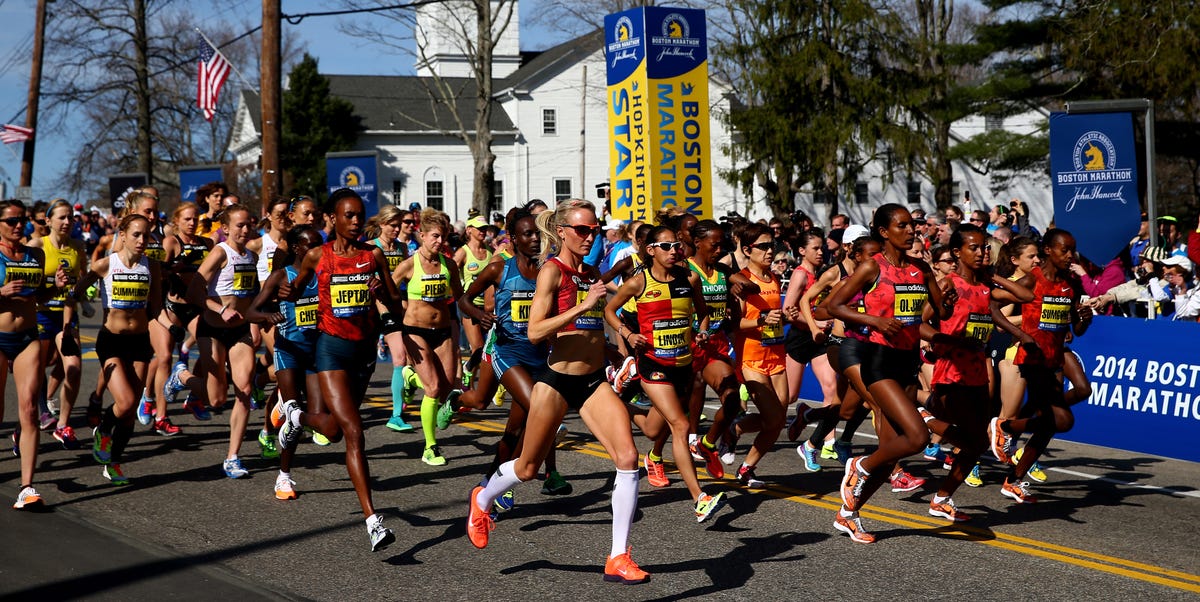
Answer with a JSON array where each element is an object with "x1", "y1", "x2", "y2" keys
[
  {"x1": 326, "y1": 152, "x2": 379, "y2": 217},
  {"x1": 1049, "y1": 112, "x2": 1141, "y2": 264},
  {"x1": 178, "y1": 165, "x2": 223, "y2": 202}
]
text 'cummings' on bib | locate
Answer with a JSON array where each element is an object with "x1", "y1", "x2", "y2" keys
[
  {"x1": 965, "y1": 312, "x2": 994, "y2": 342},
  {"x1": 893, "y1": 283, "x2": 928, "y2": 325},
  {"x1": 330, "y1": 272, "x2": 372, "y2": 317},
  {"x1": 1038, "y1": 295, "x2": 1071, "y2": 331},
  {"x1": 652, "y1": 317, "x2": 692, "y2": 359},
  {"x1": 231, "y1": 263, "x2": 258, "y2": 297},
  {"x1": 510, "y1": 290, "x2": 533, "y2": 325},
  {"x1": 295, "y1": 293, "x2": 319, "y2": 329},
  {"x1": 572, "y1": 275, "x2": 604, "y2": 330},
  {"x1": 110, "y1": 272, "x2": 150, "y2": 309}
]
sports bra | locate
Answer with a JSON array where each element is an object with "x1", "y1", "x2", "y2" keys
[
  {"x1": 406, "y1": 253, "x2": 453, "y2": 304},
  {"x1": 549, "y1": 256, "x2": 604, "y2": 331},
  {"x1": 0, "y1": 248, "x2": 43, "y2": 297}
]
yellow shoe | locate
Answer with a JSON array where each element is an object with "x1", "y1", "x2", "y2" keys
[
  {"x1": 493, "y1": 384, "x2": 506, "y2": 407},
  {"x1": 1014, "y1": 447, "x2": 1048, "y2": 483}
]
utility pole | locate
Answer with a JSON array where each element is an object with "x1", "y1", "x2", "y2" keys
[
  {"x1": 579, "y1": 65, "x2": 586, "y2": 202},
  {"x1": 20, "y1": 0, "x2": 48, "y2": 188},
  {"x1": 261, "y1": 0, "x2": 282, "y2": 210}
]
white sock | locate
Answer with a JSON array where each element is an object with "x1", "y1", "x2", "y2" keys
[
  {"x1": 278, "y1": 470, "x2": 290, "y2": 480},
  {"x1": 366, "y1": 513, "x2": 382, "y2": 529},
  {"x1": 609, "y1": 468, "x2": 640, "y2": 558},
  {"x1": 839, "y1": 506, "x2": 856, "y2": 518},
  {"x1": 933, "y1": 494, "x2": 948, "y2": 504},
  {"x1": 478, "y1": 460, "x2": 524, "y2": 512},
  {"x1": 688, "y1": 433, "x2": 697, "y2": 446}
]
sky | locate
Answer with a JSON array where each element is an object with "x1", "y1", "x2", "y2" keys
[{"x1": 0, "y1": 0, "x2": 573, "y2": 200}]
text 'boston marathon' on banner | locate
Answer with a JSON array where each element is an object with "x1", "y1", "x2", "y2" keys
[
  {"x1": 1049, "y1": 112, "x2": 1141, "y2": 264},
  {"x1": 605, "y1": 6, "x2": 712, "y2": 222},
  {"x1": 326, "y1": 151, "x2": 380, "y2": 218}
]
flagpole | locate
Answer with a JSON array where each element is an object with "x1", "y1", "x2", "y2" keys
[{"x1": 194, "y1": 28, "x2": 259, "y2": 94}]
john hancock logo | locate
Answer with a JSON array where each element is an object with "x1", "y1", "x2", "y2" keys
[
  {"x1": 652, "y1": 13, "x2": 700, "y2": 63},
  {"x1": 1057, "y1": 130, "x2": 1133, "y2": 212},
  {"x1": 608, "y1": 16, "x2": 641, "y2": 68}
]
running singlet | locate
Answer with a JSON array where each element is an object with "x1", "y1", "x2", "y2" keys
[
  {"x1": 101, "y1": 253, "x2": 151, "y2": 310},
  {"x1": 256, "y1": 233, "x2": 280, "y2": 282},
  {"x1": 931, "y1": 271, "x2": 993, "y2": 387},
  {"x1": 0, "y1": 249, "x2": 43, "y2": 297},
  {"x1": 174, "y1": 237, "x2": 210, "y2": 274},
  {"x1": 549, "y1": 256, "x2": 603, "y2": 331},
  {"x1": 208, "y1": 242, "x2": 259, "y2": 298},
  {"x1": 144, "y1": 235, "x2": 167, "y2": 262},
  {"x1": 688, "y1": 258, "x2": 727, "y2": 332},
  {"x1": 734, "y1": 268, "x2": 785, "y2": 375},
  {"x1": 864, "y1": 252, "x2": 928, "y2": 350},
  {"x1": 371, "y1": 238, "x2": 405, "y2": 273},
  {"x1": 406, "y1": 254, "x2": 452, "y2": 304},
  {"x1": 789, "y1": 263, "x2": 817, "y2": 330},
  {"x1": 494, "y1": 256, "x2": 537, "y2": 341},
  {"x1": 278, "y1": 265, "x2": 320, "y2": 340},
  {"x1": 40, "y1": 240, "x2": 81, "y2": 310},
  {"x1": 635, "y1": 267, "x2": 694, "y2": 366},
  {"x1": 1015, "y1": 266, "x2": 1074, "y2": 368},
  {"x1": 462, "y1": 247, "x2": 492, "y2": 308},
  {"x1": 317, "y1": 245, "x2": 377, "y2": 340},
  {"x1": 620, "y1": 254, "x2": 644, "y2": 314}
]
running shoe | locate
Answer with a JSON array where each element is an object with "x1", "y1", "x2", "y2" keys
[
  {"x1": 467, "y1": 485, "x2": 495, "y2": 549},
  {"x1": 277, "y1": 399, "x2": 302, "y2": 450},
  {"x1": 422, "y1": 445, "x2": 447, "y2": 466},
  {"x1": 922, "y1": 443, "x2": 946, "y2": 463},
  {"x1": 164, "y1": 361, "x2": 188, "y2": 404},
  {"x1": 629, "y1": 393, "x2": 651, "y2": 408},
  {"x1": 786, "y1": 406, "x2": 808, "y2": 442},
  {"x1": 917, "y1": 406, "x2": 935, "y2": 423},
  {"x1": 38, "y1": 411, "x2": 56, "y2": 431},
  {"x1": 86, "y1": 393, "x2": 103, "y2": 428},
  {"x1": 183, "y1": 395, "x2": 212, "y2": 421},
  {"x1": 834, "y1": 508, "x2": 876, "y2": 544},
  {"x1": 153, "y1": 418, "x2": 181, "y2": 437},
  {"x1": 13, "y1": 486, "x2": 43, "y2": 509},
  {"x1": 102, "y1": 464, "x2": 130, "y2": 486},
  {"x1": 964, "y1": 463, "x2": 983, "y2": 488},
  {"x1": 840, "y1": 457, "x2": 868, "y2": 511},
  {"x1": 603, "y1": 547, "x2": 650, "y2": 585},
  {"x1": 832, "y1": 441, "x2": 852, "y2": 465},
  {"x1": 1001, "y1": 478, "x2": 1037, "y2": 503},
  {"x1": 644, "y1": 452, "x2": 668, "y2": 487},
  {"x1": 493, "y1": 383, "x2": 506, "y2": 407},
  {"x1": 820, "y1": 441, "x2": 838, "y2": 460},
  {"x1": 385, "y1": 415, "x2": 414, "y2": 432},
  {"x1": 555, "y1": 423, "x2": 568, "y2": 445},
  {"x1": 45, "y1": 397, "x2": 58, "y2": 416},
  {"x1": 493, "y1": 489, "x2": 515, "y2": 512},
  {"x1": 694, "y1": 491, "x2": 725, "y2": 523},
  {"x1": 988, "y1": 417, "x2": 1013, "y2": 464},
  {"x1": 377, "y1": 336, "x2": 390, "y2": 363},
  {"x1": 798, "y1": 440, "x2": 823, "y2": 472},
  {"x1": 943, "y1": 451, "x2": 957, "y2": 471},
  {"x1": 688, "y1": 435, "x2": 703, "y2": 461},
  {"x1": 400, "y1": 365, "x2": 418, "y2": 408},
  {"x1": 311, "y1": 431, "x2": 331, "y2": 446},
  {"x1": 367, "y1": 514, "x2": 395, "y2": 552},
  {"x1": 275, "y1": 474, "x2": 297, "y2": 500},
  {"x1": 222, "y1": 457, "x2": 249, "y2": 479},
  {"x1": 541, "y1": 471, "x2": 572, "y2": 495},
  {"x1": 1014, "y1": 447, "x2": 1049, "y2": 483},
  {"x1": 738, "y1": 383, "x2": 749, "y2": 402},
  {"x1": 607, "y1": 356, "x2": 637, "y2": 396},
  {"x1": 249, "y1": 387, "x2": 267, "y2": 411},
  {"x1": 889, "y1": 469, "x2": 925, "y2": 493},
  {"x1": 736, "y1": 465, "x2": 765, "y2": 489},
  {"x1": 692, "y1": 439, "x2": 724, "y2": 479},
  {"x1": 258, "y1": 430, "x2": 280, "y2": 459},
  {"x1": 929, "y1": 497, "x2": 970, "y2": 522},
  {"x1": 717, "y1": 441, "x2": 736, "y2": 466},
  {"x1": 436, "y1": 391, "x2": 460, "y2": 430},
  {"x1": 136, "y1": 394, "x2": 154, "y2": 426},
  {"x1": 92, "y1": 429, "x2": 113, "y2": 464},
  {"x1": 268, "y1": 396, "x2": 291, "y2": 429},
  {"x1": 53, "y1": 425, "x2": 81, "y2": 450},
  {"x1": 9, "y1": 431, "x2": 17, "y2": 457}
]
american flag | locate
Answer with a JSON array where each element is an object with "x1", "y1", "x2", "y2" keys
[
  {"x1": 0, "y1": 124, "x2": 33, "y2": 144},
  {"x1": 197, "y1": 35, "x2": 231, "y2": 122}
]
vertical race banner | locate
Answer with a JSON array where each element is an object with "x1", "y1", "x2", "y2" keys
[
  {"x1": 326, "y1": 151, "x2": 380, "y2": 217},
  {"x1": 178, "y1": 165, "x2": 224, "y2": 202},
  {"x1": 108, "y1": 173, "x2": 148, "y2": 214},
  {"x1": 1049, "y1": 112, "x2": 1141, "y2": 264},
  {"x1": 606, "y1": 6, "x2": 712, "y2": 222}
]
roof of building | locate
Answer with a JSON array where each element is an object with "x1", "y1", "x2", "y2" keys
[{"x1": 499, "y1": 29, "x2": 603, "y2": 93}]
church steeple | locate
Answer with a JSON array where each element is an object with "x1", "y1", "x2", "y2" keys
[{"x1": 414, "y1": 0, "x2": 522, "y2": 79}]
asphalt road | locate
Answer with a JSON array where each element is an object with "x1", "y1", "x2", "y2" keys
[{"x1": 2, "y1": 315, "x2": 1198, "y2": 601}]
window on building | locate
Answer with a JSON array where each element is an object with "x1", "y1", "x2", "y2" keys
[
  {"x1": 854, "y1": 181, "x2": 868, "y2": 205},
  {"x1": 543, "y1": 108, "x2": 557, "y2": 135},
  {"x1": 553, "y1": 178, "x2": 571, "y2": 202},
  {"x1": 489, "y1": 180, "x2": 503, "y2": 217},
  {"x1": 951, "y1": 180, "x2": 961, "y2": 202},
  {"x1": 426, "y1": 180, "x2": 444, "y2": 211},
  {"x1": 392, "y1": 180, "x2": 404, "y2": 206},
  {"x1": 907, "y1": 180, "x2": 921, "y2": 204},
  {"x1": 813, "y1": 189, "x2": 828, "y2": 204},
  {"x1": 985, "y1": 114, "x2": 1004, "y2": 132}
]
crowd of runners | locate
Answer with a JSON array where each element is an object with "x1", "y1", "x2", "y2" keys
[{"x1": 1, "y1": 185, "x2": 1098, "y2": 584}]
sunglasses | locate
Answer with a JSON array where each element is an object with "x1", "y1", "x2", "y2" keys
[
  {"x1": 647, "y1": 241, "x2": 682, "y2": 252},
  {"x1": 747, "y1": 242, "x2": 774, "y2": 252},
  {"x1": 33, "y1": 218, "x2": 47, "y2": 225},
  {"x1": 969, "y1": 218, "x2": 985, "y2": 223},
  {"x1": 0, "y1": 217, "x2": 27, "y2": 227},
  {"x1": 563, "y1": 223, "x2": 601, "y2": 238},
  {"x1": 402, "y1": 219, "x2": 416, "y2": 225}
]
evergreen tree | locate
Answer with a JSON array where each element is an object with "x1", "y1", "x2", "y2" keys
[{"x1": 281, "y1": 54, "x2": 362, "y2": 198}]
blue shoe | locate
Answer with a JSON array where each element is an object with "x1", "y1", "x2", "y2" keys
[
  {"x1": 223, "y1": 457, "x2": 248, "y2": 479},
  {"x1": 797, "y1": 440, "x2": 823, "y2": 472},
  {"x1": 183, "y1": 395, "x2": 212, "y2": 421},
  {"x1": 136, "y1": 394, "x2": 154, "y2": 426},
  {"x1": 832, "y1": 441, "x2": 852, "y2": 465},
  {"x1": 164, "y1": 362, "x2": 187, "y2": 403},
  {"x1": 250, "y1": 387, "x2": 267, "y2": 411},
  {"x1": 923, "y1": 443, "x2": 946, "y2": 463},
  {"x1": 92, "y1": 428, "x2": 112, "y2": 465},
  {"x1": 493, "y1": 489, "x2": 515, "y2": 513},
  {"x1": 386, "y1": 415, "x2": 414, "y2": 432}
]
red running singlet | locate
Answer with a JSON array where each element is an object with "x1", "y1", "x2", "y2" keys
[
  {"x1": 548, "y1": 256, "x2": 604, "y2": 331},
  {"x1": 1014, "y1": 266, "x2": 1075, "y2": 368},
  {"x1": 931, "y1": 271, "x2": 993, "y2": 387},
  {"x1": 317, "y1": 245, "x2": 377, "y2": 341},
  {"x1": 863, "y1": 252, "x2": 928, "y2": 350}
]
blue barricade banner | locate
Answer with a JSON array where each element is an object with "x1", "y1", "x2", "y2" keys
[
  {"x1": 1049, "y1": 112, "x2": 1140, "y2": 265},
  {"x1": 326, "y1": 151, "x2": 379, "y2": 217},
  {"x1": 1064, "y1": 316, "x2": 1199, "y2": 464},
  {"x1": 178, "y1": 165, "x2": 223, "y2": 202}
]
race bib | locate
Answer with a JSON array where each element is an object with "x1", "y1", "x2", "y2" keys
[
  {"x1": 110, "y1": 272, "x2": 150, "y2": 309},
  {"x1": 419, "y1": 274, "x2": 448, "y2": 303},
  {"x1": 1039, "y1": 295, "x2": 1071, "y2": 332},
  {"x1": 893, "y1": 284, "x2": 928, "y2": 326},
  {"x1": 231, "y1": 263, "x2": 258, "y2": 297},
  {"x1": 965, "y1": 312, "x2": 994, "y2": 342},
  {"x1": 574, "y1": 287, "x2": 604, "y2": 330},
  {"x1": 144, "y1": 244, "x2": 167, "y2": 262},
  {"x1": 761, "y1": 320, "x2": 784, "y2": 346},
  {"x1": 510, "y1": 290, "x2": 533, "y2": 327},
  {"x1": 295, "y1": 295, "x2": 319, "y2": 328},
  {"x1": 652, "y1": 317, "x2": 692, "y2": 358},
  {"x1": 384, "y1": 251, "x2": 403, "y2": 273},
  {"x1": 330, "y1": 272, "x2": 371, "y2": 317}
]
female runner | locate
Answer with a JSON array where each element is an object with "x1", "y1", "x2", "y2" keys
[
  {"x1": 71, "y1": 214, "x2": 162, "y2": 486},
  {"x1": 187, "y1": 204, "x2": 261, "y2": 478},
  {"x1": 465, "y1": 199, "x2": 648, "y2": 585},
  {"x1": 989, "y1": 229, "x2": 1093, "y2": 503},
  {"x1": 275, "y1": 189, "x2": 406, "y2": 551},
  {"x1": 606, "y1": 225, "x2": 724, "y2": 522},
  {"x1": 2, "y1": 200, "x2": 68, "y2": 506},
  {"x1": 824, "y1": 203, "x2": 951, "y2": 543},
  {"x1": 246, "y1": 198, "x2": 290, "y2": 457},
  {"x1": 390, "y1": 209, "x2": 464, "y2": 466},
  {"x1": 454, "y1": 216, "x2": 492, "y2": 374},
  {"x1": 365, "y1": 206, "x2": 412, "y2": 433}
]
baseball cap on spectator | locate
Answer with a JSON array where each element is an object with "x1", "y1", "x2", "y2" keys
[
  {"x1": 828, "y1": 228, "x2": 846, "y2": 245},
  {"x1": 408, "y1": 202, "x2": 422, "y2": 212},
  {"x1": 842, "y1": 224, "x2": 870, "y2": 242},
  {"x1": 912, "y1": 215, "x2": 927, "y2": 225},
  {"x1": 1161, "y1": 255, "x2": 1193, "y2": 271},
  {"x1": 466, "y1": 216, "x2": 488, "y2": 230},
  {"x1": 1157, "y1": 215, "x2": 1178, "y2": 223},
  {"x1": 74, "y1": 203, "x2": 83, "y2": 211},
  {"x1": 603, "y1": 220, "x2": 626, "y2": 231}
]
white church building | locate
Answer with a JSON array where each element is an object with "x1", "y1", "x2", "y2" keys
[{"x1": 228, "y1": 1, "x2": 1053, "y2": 229}]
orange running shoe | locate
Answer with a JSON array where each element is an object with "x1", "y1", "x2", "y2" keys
[
  {"x1": 644, "y1": 452, "x2": 669, "y2": 487},
  {"x1": 840, "y1": 456, "x2": 868, "y2": 511},
  {"x1": 928, "y1": 497, "x2": 971, "y2": 522},
  {"x1": 603, "y1": 548, "x2": 650, "y2": 584},
  {"x1": 1001, "y1": 478, "x2": 1038, "y2": 504},
  {"x1": 833, "y1": 508, "x2": 876, "y2": 544},
  {"x1": 692, "y1": 438, "x2": 724, "y2": 479},
  {"x1": 988, "y1": 417, "x2": 1013, "y2": 464},
  {"x1": 466, "y1": 485, "x2": 495, "y2": 548}
]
